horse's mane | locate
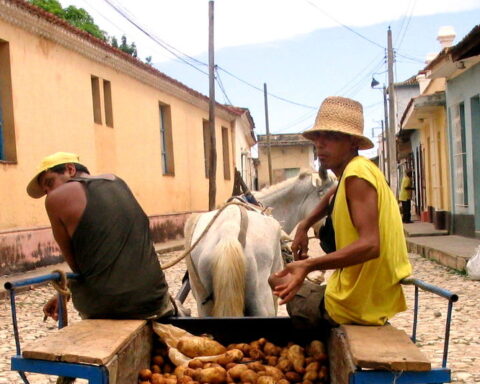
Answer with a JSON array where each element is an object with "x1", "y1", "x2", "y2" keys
[{"x1": 254, "y1": 169, "x2": 315, "y2": 200}]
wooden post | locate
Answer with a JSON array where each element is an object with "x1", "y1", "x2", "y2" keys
[
  {"x1": 208, "y1": 0, "x2": 217, "y2": 210},
  {"x1": 387, "y1": 27, "x2": 397, "y2": 194},
  {"x1": 264, "y1": 83, "x2": 273, "y2": 186}
]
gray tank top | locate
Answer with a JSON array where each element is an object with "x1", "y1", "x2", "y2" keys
[{"x1": 68, "y1": 176, "x2": 171, "y2": 319}]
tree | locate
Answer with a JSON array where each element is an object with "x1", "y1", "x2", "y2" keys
[
  {"x1": 63, "y1": 5, "x2": 106, "y2": 40},
  {"x1": 30, "y1": 0, "x2": 142, "y2": 58}
]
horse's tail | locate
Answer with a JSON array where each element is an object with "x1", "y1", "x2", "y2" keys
[{"x1": 211, "y1": 237, "x2": 246, "y2": 317}]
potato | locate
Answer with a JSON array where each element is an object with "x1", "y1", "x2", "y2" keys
[
  {"x1": 318, "y1": 366, "x2": 329, "y2": 381},
  {"x1": 199, "y1": 366, "x2": 228, "y2": 384},
  {"x1": 277, "y1": 379, "x2": 290, "y2": 384},
  {"x1": 216, "y1": 349, "x2": 244, "y2": 366},
  {"x1": 240, "y1": 369, "x2": 258, "y2": 384},
  {"x1": 263, "y1": 342, "x2": 281, "y2": 356},
  {"x1": 263, "y1": 366, "x2": 284, "y2": 381},
  {"x1": 265, "y1": 356, "x2": 278, "y2": 367},
  {"x1": 287, "y1": 345, "x2": 305, "y2": 373},
  {"x1": 184, "y1": 367, "x2": 197, "y2": 378},
  {"x1": 247, "y1": 361, "x2": 265, "y2": 372},
  {"x1": 163, "y1": 363, "x2": 173, "y2": 374},
  {"x1": 177, "y1": 336, "x2": 227, "y2": 358},
  {"x1": 305, "y1": 362, "x2": 320, "y2": 372},
  {"x1": 276, "y1": 358, "x2": 293, "y2": 373},
  {"x1": 303, "y1": 370, "x2": 317, "y2": 382},
  {"x1": 153, "y1": 355, "x2": 165, "y2": 366},
  {"x1": 227, "y1": 363, "x2": 248, "y2": 380},
  {"x1": 174, "y1": 365, "x2": 189, "y2": 379},
  {"x1": 166, "y1": 378, "x2": 177, "y2": 384},
  {"x1": 285, "y1": 371, "x2": 302, "y2": 382},
  {"x1": 257, "y1": 376, "x2": 275, "y2": 384},
  {"x1": 178, "y1": 377, "x2": 193, "y2": 384},
  {"x1": 249, "y1": 348, "x2": 265, "y2": 360},
  {"x1": 188, "y1": 359, "x2": 204, "y2": 369},
  {"x1": 139, "y1": 381, "x2": 150, "y2": 384},
  {"x1": 306, "y1": 340, "x2": 325, "y2": 358},
  {"x1": 152, "y1": 364, "x2": 162, "y2": 373},
  {"x1": 151, "y1": 373, "x2": 164, "y2": 384},
  {"x1": 139, "y1": 368, "x2": 152, "y2": 380}
]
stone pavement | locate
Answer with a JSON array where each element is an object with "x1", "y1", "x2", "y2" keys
[{"x1": 1, "y1": 235, "x2": 480, "y2": 383}]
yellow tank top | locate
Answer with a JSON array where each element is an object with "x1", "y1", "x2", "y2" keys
[{"x1": 325, "y1": 156, "x2": 412, "y2": 325}]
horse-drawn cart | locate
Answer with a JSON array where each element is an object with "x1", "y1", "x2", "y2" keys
[{"x1": 5, "y1": 273, "x2": 458, "y2": 384}]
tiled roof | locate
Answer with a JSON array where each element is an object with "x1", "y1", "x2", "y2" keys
[
  {"x1": 395, "y1": 75, "x2": 419, "y2": 87},
  {"x1": 257, "y1": 133, "x2": 313, "y2": 146},
  {"x1": 4, "y1": 0, "x2": 245, "y2": 118}
]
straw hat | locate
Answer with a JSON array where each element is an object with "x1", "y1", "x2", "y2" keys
[
  {"x1": 27, "y1": 152, "x2": 82, "y2": 198},
  {"x1": 302, "y1": 96, "x2": 374, "y2": 150}
]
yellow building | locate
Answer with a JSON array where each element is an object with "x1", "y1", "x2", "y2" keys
[
  {"x1": 401, "y1": 76, "x2": 451, "y2": 228},
  {"x1": 0, "y1": 0, "x2": 255, "y2": 274},
  {"x1": 256, "y1": 133, "x2": 315, "y2": 189}
]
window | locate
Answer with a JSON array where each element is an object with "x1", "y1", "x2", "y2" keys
[
  {"x1": 91, "y1": 76, "x2": 114, "y2": 127},
  {"x1": 103, "y1": 80, "x2": 113, "y2": 127},
  {"x1": 452, "y1": 103, "x2": 468, "y2": 207},
  {"x1": 159, "y1": 104, "x2": 174, "y2": 175},
  {"x1": 0, "y1": 40, "x2": 17, "y2": 161},
  {"x1": 203, "y1": 120, "x2": 211, "y2": 178},
  {"x1": 222, "y1": 127, "x2": 231, "y2": 180},
  {"x1": 91, "y1": 76, "x2": 102, "y2": 124}
]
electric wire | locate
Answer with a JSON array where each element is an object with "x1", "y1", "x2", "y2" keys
[
  {"x1": 101, "y1": 0, "x2": 317, "y2": 110},
  {"x1": 215, "y1": 66, "x2": 233, "y2": 105},
  {"x1": 101, "y1": 0, "x2": 209, "y2": 75}
]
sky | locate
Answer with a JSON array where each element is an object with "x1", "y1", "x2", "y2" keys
[{"x1": 61, "y1": 0, "x2": 480, "y2": 158}]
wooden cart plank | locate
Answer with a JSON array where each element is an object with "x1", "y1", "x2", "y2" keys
[
  {"x1": 343, "y1": 324, "x2": 431, "y2": 372},
  {"x1": 22, "y1": 319, "x2": 147, "y2": 365}
]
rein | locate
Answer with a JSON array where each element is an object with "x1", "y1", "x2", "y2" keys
[{"x1": 159, "y1": 200, "x2": 267, "y2": 270}]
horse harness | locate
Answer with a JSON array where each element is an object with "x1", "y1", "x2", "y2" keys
[{"x1": 185, "y1": 202, "x2": 249, "y2": 306}]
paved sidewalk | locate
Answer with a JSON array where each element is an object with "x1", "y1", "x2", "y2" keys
[{"x1": 404, "y1": 221, "x2": 480, "y2": 272}]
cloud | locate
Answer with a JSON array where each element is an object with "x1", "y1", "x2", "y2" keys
[{"x1": 63, "y1": 0, "x2": 480, "y2": 61}]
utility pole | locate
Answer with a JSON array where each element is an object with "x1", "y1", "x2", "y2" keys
[
  {"x1": 264, "y1": 83, "x2": 273, "y2": 185},
  {"x1": 387, "y1": 27, "x2": 398, "y2": 194},
  {"x1": 382, "y1": 86, "x2": 390, "y2": 184},
  {"x1": 208, "y1": 0, "x2": 217, "y2": 210}
]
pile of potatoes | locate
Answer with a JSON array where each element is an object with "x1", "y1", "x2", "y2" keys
[{"x1": 138, "y1": 336, "x2": 329, "y2": 384}]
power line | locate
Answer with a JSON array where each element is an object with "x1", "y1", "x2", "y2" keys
[
  {"x1": 101, "y1": 0, "x2": 209, "y2": 75},
  {"x1": 217, "y1": 66, "x2": 317, "y2": 109},
  {"x1": 214, "y1": 66, "x2": 233, "y2": 105},
  {"x1": 101, "y1": 0, "x2": 317, "y2": 110},
  {"x1": 304, "y1": 0, "x2": 385, "y2": 50}
]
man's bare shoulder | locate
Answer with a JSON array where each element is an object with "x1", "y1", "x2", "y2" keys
[{"x1": 45, "y1": 181, "x2": 85, "y2": 209}]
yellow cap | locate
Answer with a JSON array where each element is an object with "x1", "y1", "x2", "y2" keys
[{"x1": 26, "y1": 152, "x2": 81, "y2": 198}]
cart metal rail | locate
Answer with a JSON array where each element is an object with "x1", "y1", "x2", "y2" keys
[{"x1": 5, "y1": 273, "x2": 458, "y2": 384}]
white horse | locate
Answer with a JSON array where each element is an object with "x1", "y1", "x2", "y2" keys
[
  {"x1": 184, "y1": 169, "x2": 336, "y2": 317},
  {"x1": 254, "y1": 168, "x2": 336, "y2": 235}
]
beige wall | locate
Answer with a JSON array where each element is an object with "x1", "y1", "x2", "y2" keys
[
  {"x1": 0, "y1": 15, "x2": 242, "y2": 232},
  {"x1": 257, "y1": 145, "x2": 314, "y2": 189}
]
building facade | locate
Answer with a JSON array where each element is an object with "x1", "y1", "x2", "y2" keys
[
  {"x1": 256, "y1": 133, "x2": 315, "y2": 189},
  {"x1": 0, "y1": 0, "x2": 256, "y2": 274}
]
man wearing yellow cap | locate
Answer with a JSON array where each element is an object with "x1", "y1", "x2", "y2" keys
[
  {"x1": 27, "y1": 152, "x2": 174, "y2": 320},
  {"x1": 270, "y1": 96, "x2": 412, "y2": 327}
]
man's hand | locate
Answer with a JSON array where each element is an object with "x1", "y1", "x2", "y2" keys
[
  {"x1": 271, "y1": 260, "x2": 311, "y2": 305},
  {"x1": 291, "y1": 224, "x2": 310, "y2": 260},
  {"x1": 43, "y1": 296, "x2": 59, "y2": 321}
]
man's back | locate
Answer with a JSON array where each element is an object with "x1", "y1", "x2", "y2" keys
[{"x1": 67, "y1": 176, "x2": 171, "y2": 319}]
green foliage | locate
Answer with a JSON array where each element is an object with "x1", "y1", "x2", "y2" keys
[
  {"x1": 63, "y1": 5, "x2": 106, "y2": 40},
  {"x1": 119, "y1": 35, "x2": 137, "y2": 57},
  {"x1": 30, "y1": 0, "x2": 145, "y2": 58},
  {"x1": 30, "y1": 0, "x2": 63, "y2": 17},
  {"x1": 145, "y1": 56, "x2": 153, "y2": 65}
]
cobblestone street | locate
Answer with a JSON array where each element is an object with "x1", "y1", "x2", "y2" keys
[{"x1": 0, "y1": 249, "x2": 479, "y2": 383}]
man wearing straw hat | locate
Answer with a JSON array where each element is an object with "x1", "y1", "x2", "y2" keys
[
  {"x1": 26, "y1": 152, "x2": 174, "y2": 321},
  {"x1": 270, "y1": 96, "x2": 412, "y2": 327}
]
